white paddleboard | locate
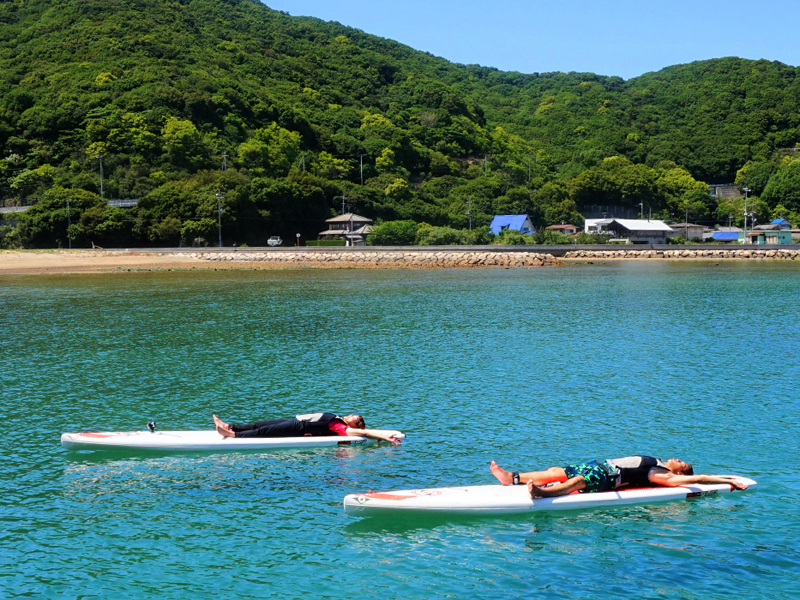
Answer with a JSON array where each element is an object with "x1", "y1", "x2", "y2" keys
[
  {"x1": 61, "y1": 429, "x2": 405, "y2": 452},
  {"x1": 343, "y1": 476, "x2": 757, "y2": 516}
]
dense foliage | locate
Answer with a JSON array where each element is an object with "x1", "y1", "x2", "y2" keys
[{"x1": 1, "y1": 0, "x2": 799, "y2": 248}]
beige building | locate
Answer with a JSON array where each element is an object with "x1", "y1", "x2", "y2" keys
[{"x1": 318, "y1": 213, "x2": 374, "y2": 246}]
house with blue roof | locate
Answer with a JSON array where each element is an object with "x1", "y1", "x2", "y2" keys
[
  {"x1": 710, "y1": 231, "x2": 740, "y2": 242},
  {"x1": 770, "y1": 218, "x2": 791, "y2": 230},
  {"x1": 489, "y1": 215, "x2": 535, "y2": 236}
]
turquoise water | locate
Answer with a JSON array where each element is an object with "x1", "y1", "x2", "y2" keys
[{"x1": 1, "y1": 262, "x2": 798, "y2": 599}]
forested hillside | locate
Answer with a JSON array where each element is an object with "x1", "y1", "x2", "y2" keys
[{"x1": 1, "y1": 0, "x2": 799, "y2": 248}]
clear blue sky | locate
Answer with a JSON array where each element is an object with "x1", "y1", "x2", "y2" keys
[{"x1": 261, "y1": 0, "x2": 799, "y2": 80}]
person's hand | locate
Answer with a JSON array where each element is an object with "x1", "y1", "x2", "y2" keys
[
  {"x1": 731, "y1": 479, "x2": 748, "y2": 490},
  {"x1": 385, "y1": 435, "x2": 402, "y2": 444}
]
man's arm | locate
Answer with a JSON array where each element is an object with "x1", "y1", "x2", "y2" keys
[
  {"x1": 345, "y1": 428, "x2": 401, "y2": 444},
  {"x1": 649, "y1": 470, "x2": 748, "y2": 490}
]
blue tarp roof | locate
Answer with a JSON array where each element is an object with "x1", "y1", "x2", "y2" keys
[
  {"x1": 712, "y1": 232, "x2": 739, "y2": 240},
  {"x1": 489, "y1": 215, "x2": 532, "y2": 235},
  {"x1": 771, "y1": 218, "x2": 789, "y2": 225}
]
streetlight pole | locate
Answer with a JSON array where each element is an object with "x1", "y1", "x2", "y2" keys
[
  {"x1": 215, "y1": 190, "x2": 224, "y2": 248},
  {"x1": 359, "y1": 154, "x2": 367, "y2": 186},
  {"x1": 742, "y1": 187, "x2": 751, "y2": 244}
]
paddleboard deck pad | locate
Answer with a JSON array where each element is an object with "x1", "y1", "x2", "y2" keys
[
  {"x1": 343, "y1": 477, "x2": 756, "y2": 516},
  {"x1": 61, "y1": 429, "x2": 404, "y2": 452}
]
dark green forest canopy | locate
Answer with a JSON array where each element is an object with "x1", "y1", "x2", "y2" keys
[{"x1": 1, "y1": 0, "x2": 799, "y2": 248}]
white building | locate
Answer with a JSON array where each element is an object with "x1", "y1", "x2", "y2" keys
[{"x1": 587, "y1": 218, "x2": 674, "y2": 244}]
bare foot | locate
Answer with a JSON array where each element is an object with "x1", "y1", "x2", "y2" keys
[
  {"x1": 213, "y1": 414, "x2": 231, "y2": 432},
  {"x1": 490, "y1": 460, "x2": 514, "y2": 485},
  {"x1": 216, "y1": 423, "x2": 235, "y2": 438},
  {"x1": 527, "y1": 480, "x2": 542, "y2": 498}
]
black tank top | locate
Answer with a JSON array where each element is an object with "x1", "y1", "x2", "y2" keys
[
  {"x1": 294, "y1": 412, "x2": 341, "y2": 436},
  {"x1": 607, "y1": 455, "x2": 667, "y2": 488}
]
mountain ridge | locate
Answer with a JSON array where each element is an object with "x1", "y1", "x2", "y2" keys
[{"x1": 1, "y1": 0, "x2": 798, "y2": 248}]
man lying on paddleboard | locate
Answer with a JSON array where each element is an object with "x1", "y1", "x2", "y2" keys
[
  {"x1": 213, "y1": 412, "x2": 402, "y2": 444},
  {"x1": 490, "y1": 456, "x2": 748, "y2": 498}
]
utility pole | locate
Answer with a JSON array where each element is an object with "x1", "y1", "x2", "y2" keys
[
  {"x1": 340, "y1": 195, "x2": 348, "y2": 214},
  {"x1": 66, "y1": 198, "x2": 71, "y2": 249},
  {"x1": 215, "y1": 190, "x2": 224, "y2": 248},
  {"x1": 96, "y1": 155, "x2": 104, "y2": 199},
  {"x1": 221, "y1": 152, "x2": 228, "y2": 172},
  {"x1": 742, "y1": 187, "x2": 751, "y2": 244},
  {"x1": 639, "y1": 202, "x2": 644, "y2": 220},
  {"x1": 359, "y1": 154, "x2": 367, "y2": 185},
  {"x1": 467, "y1": 198, "x2": 473, "y2": 231},
  {"x1": 527, "y1": 153, "x2": 531, "y2": 183}
]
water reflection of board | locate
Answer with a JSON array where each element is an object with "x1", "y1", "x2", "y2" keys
[
  {"x1": 61, "y1": 429, "x2": 404, "y2": 452},
  {"x1": 343, "y1": 477, "x2": 756, "y2": 516}
]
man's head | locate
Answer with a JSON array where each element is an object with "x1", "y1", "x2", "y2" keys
[
  {"x1": 666, "y1": 458, "x2": 694, "y2": 475},
  {"x1": 343, "y1": 415, "x2": 366, "y2": 429}
]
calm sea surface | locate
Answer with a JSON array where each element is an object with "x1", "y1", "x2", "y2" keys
[{"x1": 1, "y1": 261, "x2": 798, "y2": 599}]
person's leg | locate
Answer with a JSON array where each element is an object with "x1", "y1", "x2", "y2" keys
[
  {"x1": 528, "y1": 462, "x2": 610, "y2": 498},
  {"x1": 233, "y1": 418, "x2": 304, "y2": 438},
  {"x1": 229, "y1": 418, "x2": 281, "y2": 433},
  {"x1": 528, "y1": 476, "x2": 586, "y2": 498},
  {"x1": 490, "y1": 461, "x2": 568, "y2": 486}
]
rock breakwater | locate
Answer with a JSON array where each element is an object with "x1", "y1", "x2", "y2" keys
[
  {"x1": 191, "y1": 250, "x2": 562, "y2": 268},
  {"x1": 564, "y1": 248, "x2": 800, "y2": 260}
]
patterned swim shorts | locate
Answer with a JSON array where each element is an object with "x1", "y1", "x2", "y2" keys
[{"x1": 562, "y1": 460, "x2": 612, "y2": 493}]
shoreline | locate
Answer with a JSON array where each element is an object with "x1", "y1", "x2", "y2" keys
[{"x1": 0, "y1": 247, "x2": 798, "y2": 275}]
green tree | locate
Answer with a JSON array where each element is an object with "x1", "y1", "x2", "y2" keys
[
  {"x1": 762, "y1": 160, "x2": 800, "y2": 212},
  {"x1": 15, "y1": 187, "x2": 104, "y2": 248},
  {"x1": 367, "y1": 220, "x2": 418, "y2": 245},
  {"x1": 162, "y1": 117, "x2": 209, "y2": 169},
  {"x1": 236, "y1": 123, "x2": 301, "y2": 177}
]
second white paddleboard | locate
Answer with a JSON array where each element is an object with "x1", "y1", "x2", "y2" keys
[{"x1": 343, "y1": 477, "x2": 756, "y2": 516}]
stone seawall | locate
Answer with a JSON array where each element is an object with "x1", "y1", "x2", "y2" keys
[
  {"x1": 192, "y1": 250, "x2": 562, "y2": 268},
  {"x1": 564, "y1": 248, "x2": 800, "y2": 260}
]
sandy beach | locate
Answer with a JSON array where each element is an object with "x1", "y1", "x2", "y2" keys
[{"x1": 0, "y1": 250, "x2": 212, "y2": 275}]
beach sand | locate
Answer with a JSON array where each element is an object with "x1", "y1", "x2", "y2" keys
[{"x1": 0, "y1": 250, "x2": 211, "y2": 275}]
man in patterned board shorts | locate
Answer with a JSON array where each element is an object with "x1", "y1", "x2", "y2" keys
[{"x1": 489, "y1": 456, "x2": 748, "y2": 499}]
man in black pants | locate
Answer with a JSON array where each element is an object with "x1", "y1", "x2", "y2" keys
[{"x1": 213, "y1": 412, "x2": 402, "y2": 444}]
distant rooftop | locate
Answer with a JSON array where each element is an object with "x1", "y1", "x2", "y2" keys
[{"x1": 326, "y1": 213, "x2": 372, "y2": 223}]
